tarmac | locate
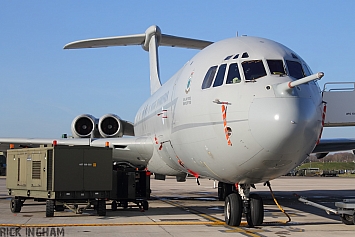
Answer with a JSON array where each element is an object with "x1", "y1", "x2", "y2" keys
[{"x1": 0, "y1": 176, "x2": 354, "y2": 236}]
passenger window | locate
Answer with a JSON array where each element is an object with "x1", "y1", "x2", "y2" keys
[
  {"x1": 226, "y1": 63, "x2": 241, "y2": 84},
  {"x1": 242, "y1": 60, "x2": 267, "y2": 80},
  {"x1": 201, "y1": 66, "x2": 217, "y2": 89},
  {"x1": 213, "y1": 64, "x2": 227, "y2": 87},
  {"x1": 286, "y1": 60, "x2": 304, "y2": 79},
  {"x1": 267, "y1": 60, "x2": 286, "y2": 75}
]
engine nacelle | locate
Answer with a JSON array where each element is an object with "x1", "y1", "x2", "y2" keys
[
  {"x1": 98, "y1": 114, "x2": 123, "y2": 138},
  {"x1": 98, "y1": 114, "x2": 135, "y2": 138},
  {"x1": 71, "y1": 114, "x2": 98, "y2": 138},
  {"x1": 71, "y1": 113, "x2": 134, "y2": 138}
]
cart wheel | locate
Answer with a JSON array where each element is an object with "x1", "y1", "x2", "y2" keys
[
  {"x1": 340, "y1": 214, "x2": 354, "y2": 225},
  {"x1": 46, "y1": 200, "x2": 55, "y2": 217},
  {"x1": 97, "y1": 200, "x2": 106, "y2": 216},
  {"x1": 10, "y1": 197, "x2": 22, "y2": 213},
  {"x1": 142, "y1": 200, "x2": 149, "y2": 210},
  {"x1": 111, "y1": 201, "x2": 117, "y2": 211}
]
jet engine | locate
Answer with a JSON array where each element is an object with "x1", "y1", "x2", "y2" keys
[
  {"x1": 71, "y1": 114, "x2": 98, "y2": 138},
  {"x1": 98, "y1": 114, "x2": 135, "y2": 138},
  {"x1": 71, "y1": 113, "x2": 134, "y2": 138}
]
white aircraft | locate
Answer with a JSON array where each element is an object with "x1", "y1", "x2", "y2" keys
[{"x1": 1, "y1": 25, "x2": 355, "y2": 227}]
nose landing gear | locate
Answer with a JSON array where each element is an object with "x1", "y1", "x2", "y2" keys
[{"x1": 223, "y1": 183, "x2": 264, "y2": 227}]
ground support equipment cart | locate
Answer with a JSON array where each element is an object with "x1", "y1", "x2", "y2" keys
[{"x1": 7, "y1": 145, "x2": 112, "y2": 217}]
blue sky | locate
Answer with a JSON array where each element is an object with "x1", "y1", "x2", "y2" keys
[{"x1": 0, "y1": 1, "x2": 355, "y2": 138}]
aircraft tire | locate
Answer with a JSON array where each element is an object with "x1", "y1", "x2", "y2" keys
[
  {"x1": 225, "y1": 193, "x2": 242, "y2": 226},
  {"x1": 10, "y1": 197, "x2": 22, "y2": 213},
  {"x1": 340, "y1": 214, "x2": 354, "y2": 225},
  {"x1": 46, "y1": 200, "x2": 55, "y2": 217},
  {"x1": 248, "y1": 193, "x2": 264, "y2": 226}
]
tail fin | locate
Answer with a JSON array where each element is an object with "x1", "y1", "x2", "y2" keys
[{"x1": 64, "y1": 25, "x2": 213, "y2": 95}]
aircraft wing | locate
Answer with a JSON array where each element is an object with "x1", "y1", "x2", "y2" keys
[
  {"x1": 312, "y1": 138, "x2": 355, "y2": 153},
  {"x1": 0, "y1": 136, "x2": 153, "y2": 166}
]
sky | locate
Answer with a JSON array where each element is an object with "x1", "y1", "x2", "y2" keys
[{"x1": 0, "y1": 1, "x2": 355, "y2": 138}]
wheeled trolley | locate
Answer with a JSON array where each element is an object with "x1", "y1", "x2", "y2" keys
[{"x1": 7, "y1": 145, "x2": 112, "y2": 217}]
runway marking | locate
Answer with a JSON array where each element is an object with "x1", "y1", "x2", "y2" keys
[
  {"x1": 223, "y1": 227, "x2": 265, "y2": 236},
  {"x1": 160, "y1": 198, "x2": 264, "y2": 237},
  {"x1": 0, "y1": 222, "x2": 225, "y2": 228},
  {"x1": 0, "y1": 197, "x2": 291, "y2": 237},
  {"x1": 160, "y1": 198, "x2": 223, "y2": 223}
]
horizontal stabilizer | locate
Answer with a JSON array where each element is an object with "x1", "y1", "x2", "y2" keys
[
  {"x1": 64, "y1": 33, "x2": 213, "y2": 50},
  {"x1": 64, "y1": 34, "x2": 146, "y2": 49},
  {"x1": 160, "y1": 34, "x2": 213, "y2": 50},
  {"x1": 63, "y1": 25, "x2": 213, "y2": 95}
]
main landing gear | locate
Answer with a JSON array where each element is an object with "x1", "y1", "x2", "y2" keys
[{"x1": 220, "y1": 182, "x2": 264, "y2": 227}]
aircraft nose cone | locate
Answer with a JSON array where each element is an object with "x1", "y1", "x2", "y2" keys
[{"x1": 249, "y1": 98, "x2": 320, "y2": 155}]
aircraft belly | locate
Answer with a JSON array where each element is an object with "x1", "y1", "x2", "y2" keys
[
  {"x1": 147, "y1": 148, "x2": 185, "y2": 176},
  {"x1": 235, "y1": 150, "x2": 306, "y2": 183}
]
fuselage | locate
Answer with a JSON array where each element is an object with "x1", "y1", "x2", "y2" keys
[{"x1": 134, "y1": 36, "x2": 323, "y2": 184}]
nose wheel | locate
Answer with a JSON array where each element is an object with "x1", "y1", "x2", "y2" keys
[
  {"x1": 224, "y1": 184, "x2": 264, "y2": 227},
  {"x1": 225, "y1": 193, "x2": 242, "y2": 226},
  {"x1": 246, "y1": 193, "x2": 264, "y2": 227}
]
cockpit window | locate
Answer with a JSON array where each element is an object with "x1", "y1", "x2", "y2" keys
[
  {"x1": 233, "y1": 54, "x2": 239, "y2": 59},
  {"x1": 226, "y1": 63, "x2": 241, "y2": 84},
  {"x1": 286, "y1": 60, "x2": 304, "y2": 79},
  {"x1": 242, "y1": 60, "x2": 267, "y2": 80},
  {"x1": 224, "y1": 55, "x2": 232, "y2": 60},
  {"x1": 201, "y1": 66, "x2": 217, "y2": 89},
  {"x1": 267, "y1": 60, "x2": 286, "y2": 75},
  {"x1": 291, "y1": 53, "x2": 299, "y2": 59},
  {"x1": 302, "y1": 64, "x2": 312, "y2": 76},
  {"x1": 242, "y1": 52, "x2": 249, "y2": 58},
  {"x1": 213, "y1": 64, "x2": 227, "y2": 87}
]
